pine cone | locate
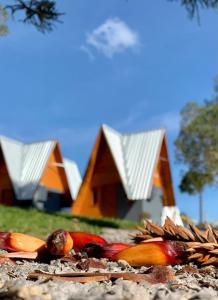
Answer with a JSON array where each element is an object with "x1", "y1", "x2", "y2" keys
[{"x1": 134, "y1": 217, "x2": 218, "y2": 265}]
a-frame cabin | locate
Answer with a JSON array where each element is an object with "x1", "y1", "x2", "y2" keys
[
  {"x1": 0, "y1": 136, "x2": 81, "y2": 211},
  {"x1": 72, "y1": 125, "x2": 182, "y2": 223}
]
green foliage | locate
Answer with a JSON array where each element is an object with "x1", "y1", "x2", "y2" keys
[
  {"x1": 1, "y1": 0, "x2": 218, "y2": 35},
  {"x1": 175, "y1": 77, "x2": 218, "y2": 222},
  {"x1": 169, "y1": 0, "x2": 218, "y2": 17},
  {"x1": 179, "y1": 170, "x2": 213, "y2": 194},
  {"x1": 0, "y1": 5, "x2": 8, "y2": 36},
  {"x1": 4, "y1": 0, "x2": 63, "y2": 34},
  {"x1": 175, "y1": 80, "x2": 218, "y2": 180}
]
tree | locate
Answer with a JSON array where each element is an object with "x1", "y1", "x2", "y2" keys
[
  {"x1": 169, "y1": 0, "x2": 218, "y2": 18},
  {"x1": 0, "y1": 0, "x2": 218, "y2": 36},
  {"x1": 0, "y1": 5, "x2": 8, "y2": 35},
  {"x1": 175, "y1": 78, "x2": 218, "y2": 223},
  {"x1": 179, "y1": 170, "x2": 213, "y2": 224},
  {"x1": 0, "y1": 0, "x2": 63, "y2": 34}
]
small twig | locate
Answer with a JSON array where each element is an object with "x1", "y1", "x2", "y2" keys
[{"x1": 0, "y1": 251, "x2": 38, "y2": 259}]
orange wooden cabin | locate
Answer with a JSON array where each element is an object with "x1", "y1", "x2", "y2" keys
[
  {"x1": 72, "y1": 125, "x2": 182, "y2": 224},
  {"x1": 0, "y1": 136, "x2": 81, "y2": 211}
]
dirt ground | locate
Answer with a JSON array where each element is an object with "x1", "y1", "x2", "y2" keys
[{"x1": 1, "y1": 228, "x2": 218, "y2": 300}]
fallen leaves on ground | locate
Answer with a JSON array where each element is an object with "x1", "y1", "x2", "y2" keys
[{"x1": 27, "y1": 265, "x2": 175, "y2": 284}]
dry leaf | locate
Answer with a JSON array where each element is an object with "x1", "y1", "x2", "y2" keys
[
  {"x1": 77, "y1": 258, "x2": 106, "y2": 270},
  {"x1": 170, "y1": 283, "x2": 188, "y2": 291},
  {"x1": 28, "y1": 267, "x2": 175, "y2": 284},
  {"x1": 144, "y1": 266, "x2": 175, "y2": 284},
  {"x1": 60, "y1": 254, "x2": 79, "y2": 263},
  {"x1": 181, "y1": 265, "x2": 199, "y2": 273}
]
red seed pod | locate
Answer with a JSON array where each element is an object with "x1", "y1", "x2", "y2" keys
[
  {"x1": 111, "y1": 241, "x2": 188, "y2": 266},
  {"x1": 82, "y1": 242, "x2": 132, "y2": 259},
  {"x1": 0, "y1": 232, "x2": 46, "y2": 252},
  {"x1": 68, "y1": 232, "x2": 107, "y2": 252},
  {"x1": 46, "y1": 229, "x2": 73, "y2": 256},
  {"x1": 99, "y1": 243, "x2": 132, "y2": 259}
]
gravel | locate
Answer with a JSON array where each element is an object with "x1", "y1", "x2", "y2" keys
[{"x1": 0, "y1": 228, "x2": 218, "y2": 300}]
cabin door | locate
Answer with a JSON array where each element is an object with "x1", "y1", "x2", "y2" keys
[
  {"x1": 98, "y1": 184, "x2": 117, "y2": 217},
  {"x1": 45, "y1": 191, "x2": 62, "y2": 212}
]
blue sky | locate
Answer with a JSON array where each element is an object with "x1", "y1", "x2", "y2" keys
[{"x1": 0, "y1": 0, "x2": 218, "y2": 222}]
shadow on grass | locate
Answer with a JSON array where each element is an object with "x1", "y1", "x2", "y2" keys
[
  {"x1": 73, "y1": 215, "x2": 133, "y2": 228},
  {"x1": 46, "y1": 210, "x2": 136, "y2": 229},
  {"x1": 0, "y1": 205, "x2": 137, "y2": 229},
  {"x1": 54, "y1": 213, "x2": 137, "y2": 229}
]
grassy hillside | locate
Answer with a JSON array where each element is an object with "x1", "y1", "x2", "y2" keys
[{"x1": 0, "y1": 205, "x2": 136, "y2": 239}]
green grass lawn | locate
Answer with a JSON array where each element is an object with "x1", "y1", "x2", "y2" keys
[{"x1": 0, "y1": 205, "x2": 137, "y2": 239}]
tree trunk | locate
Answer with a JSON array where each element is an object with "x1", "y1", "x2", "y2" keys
[{"x1": 199, "y1": 191, "x2": 203, "y2": 225}]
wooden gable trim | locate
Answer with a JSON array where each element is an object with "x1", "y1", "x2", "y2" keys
[
  {"x1": 146, "y1": 131, "x2": 165, "y2": 201},
  {"x1": 91, "y1": 130, "x2": 121, "y2": 187},
  {"x1": 72, "y1": 129, "x2": 104, "y2": 214},
  {"x1": 153, "y1": 135, "x2": 176, "y2": 206},
  {"x1": 72, "y1": 128, "x2": 123, "y2": 215},
  {"x1": 161, "y1": 136, "x2": 176, "y2": 206},
  {"x1": 37, "y1": 142, "x2": 71, "y2": 200},
  {"x1": 0, "y1": 146, "x2": 15, "y2": 205}
]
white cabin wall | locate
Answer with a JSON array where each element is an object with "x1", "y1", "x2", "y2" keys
[
  {"x1": 124, "y1": 200, "x2": 143, "y2": 221},
  {"x1": 123, "y1": 186, "x2": 163, "y2": 223},
  {"x1": 142, "y1": 186, "x2": 163, "y2": 224}
]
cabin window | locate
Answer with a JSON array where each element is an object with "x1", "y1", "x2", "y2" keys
[{"x1": 92, "y1": 187, "x2": 100, "y2": 206}]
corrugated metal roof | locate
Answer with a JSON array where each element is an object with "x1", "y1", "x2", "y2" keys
[
  {"x1": 19, "y1": 141, "x2": 56, "y2": 199},
  {"x1": 0, "y1": 136, "x2": 23, "y2": 197},
  {"x1": 102, "y1": 125, "x2": 165, "y2": 200},
  {"x1": 102, "y1": 125, "x2": 129, "y2": 196},
  {"x1": 0, "y1": 136, "x2": 81, "y2": 201},
  {"x1": 63, "y1": 159, "x2": 82, "y2": 199},
  {"x1": 123, "y1": 130, "x2": 165, "y2": 199}
]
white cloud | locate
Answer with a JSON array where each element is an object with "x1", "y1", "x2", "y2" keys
[
  {"x1": 112, "y1": 108, "x2": 180, "y2": 135},
  {"x1": 148, "y1": 112, "x2": 180, "y2": 133},
  {"x1": 114, "y1": 101, "x2": 148, "y2": 130},
  {"x1": 85, "y1": 18, "x2": 139, "y2": 58},
  {"x1": 80, "y1": 45, "x2": 95, "y2": 62}
]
